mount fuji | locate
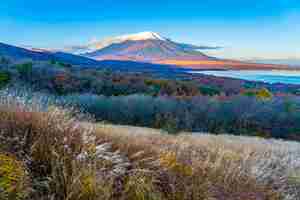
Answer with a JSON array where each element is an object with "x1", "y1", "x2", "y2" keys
[
  {"x1": 64, "y1": 32, "x2": 287, "y2": 70},
  {"x1": 65, "y1": 32, "x2": 218, "y2": 60}
]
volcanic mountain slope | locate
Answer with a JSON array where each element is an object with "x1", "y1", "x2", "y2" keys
[
  {"x1": 78, "y1": 32, "x2": 289, "y2": 70},
  {"x1": 84, "y1": 39, "x2": 214, "y2": 62},
  {"x1": 81, "y1": 32, "x2": 216, "y2": 62}
]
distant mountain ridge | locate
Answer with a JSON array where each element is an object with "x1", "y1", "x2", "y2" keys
[
  {"x1": 248, "y1": 58, "x2": 300, "y2": 67},
  {"x1": 0, "y1": 42, "x2": 100, "y2": 66},
  {"x1": 0, "y1": 42, "x2": 184, "y2": 74}
]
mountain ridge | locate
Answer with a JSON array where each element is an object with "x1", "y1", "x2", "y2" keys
[
  {"x1": 0, "y1": 42, "x2": 101, "y2": 66},
  {"x1": 247, "y1": 58, "x2": 300, "y2": 67}
]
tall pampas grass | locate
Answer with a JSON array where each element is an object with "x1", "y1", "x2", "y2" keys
[{"x1": 0, "y1": 89, "x2": 299, "y2": 199}]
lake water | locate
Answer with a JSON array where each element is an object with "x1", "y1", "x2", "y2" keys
[{"x1": 189, "y1": 70, "x2": 300, "y2": 85}]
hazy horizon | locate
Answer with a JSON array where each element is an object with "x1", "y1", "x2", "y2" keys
[{"x1": 1, "y1": 0, "x2": 299, "y2": 60}]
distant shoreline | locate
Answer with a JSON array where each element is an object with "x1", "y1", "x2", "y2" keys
[{"x1": 187, "y1": 69, "x2": 300, "y2": 85}]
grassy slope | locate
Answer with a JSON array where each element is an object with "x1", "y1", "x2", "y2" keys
[{"x1": 0, "y1": 93, "x2": 300, "y2": 200}]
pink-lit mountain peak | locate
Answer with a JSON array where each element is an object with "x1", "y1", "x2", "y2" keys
[{"x1": 115, "y1": 31, "x2": 166, "y2": 41}]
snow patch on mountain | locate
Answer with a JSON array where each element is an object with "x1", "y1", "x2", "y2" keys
[{"x1": 116, "y1": 31, "x2": 166, "y2": 41}]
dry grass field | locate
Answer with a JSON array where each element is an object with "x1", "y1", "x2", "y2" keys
[{"x1": 0, "y1": 91, "x2": 300, "y2": 200}]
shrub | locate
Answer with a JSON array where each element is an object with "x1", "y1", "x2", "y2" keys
[
  {"x1": 0, "y1": 72, "x2": 10, "y2": 88},
  {"x1": 198, "y1": 85, "x2": 220, "y2": 96},
  {"x1": 50, "y1": 59, "x2": 57, "y2": 65},
  {"x1": 256, "y1": 88, "x2": 273, "y2": 100},
  {"x1": 243, "y1": 88, "x2": 273, "y2": 100},
  {"x1": 0, "y1": 153, "x2": 28, "y2": 200},
  {"x1": 159, "y1": 152, "x2": 193, "y2": 176},
  {"x1": 242, "y1": 89, "x2": 257, "y2": 97},
  {"x1": 57, "y1": 62, "x2": 72, "y2": 68},
  {"x1": 49, "y1": 59, "x2": 72, "y2": 68},
  {"x1": 155, "y1": 113, "x2": 180, "y2": 134},
  {"x1": 0, "y1": 57, "x2": 10, "y2": 65},
  {"x1": 15, "y1": 62, "x2": 33, "y2": 80},
  {"x1": 123, "y1": 172, "x2": 162, "y2": 200}
]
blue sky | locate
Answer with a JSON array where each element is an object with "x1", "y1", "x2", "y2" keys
[{"x1": 0, "y1": 0, "x2": 299, "y2": 59}]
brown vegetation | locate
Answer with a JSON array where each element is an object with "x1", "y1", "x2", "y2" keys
[{"x1": 0, "y1": 93, "x2": 300, "y2": 199}]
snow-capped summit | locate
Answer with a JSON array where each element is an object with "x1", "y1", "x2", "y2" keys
[{"x1": 116, "y1": 31, "x2": 166, "y2": 41}]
